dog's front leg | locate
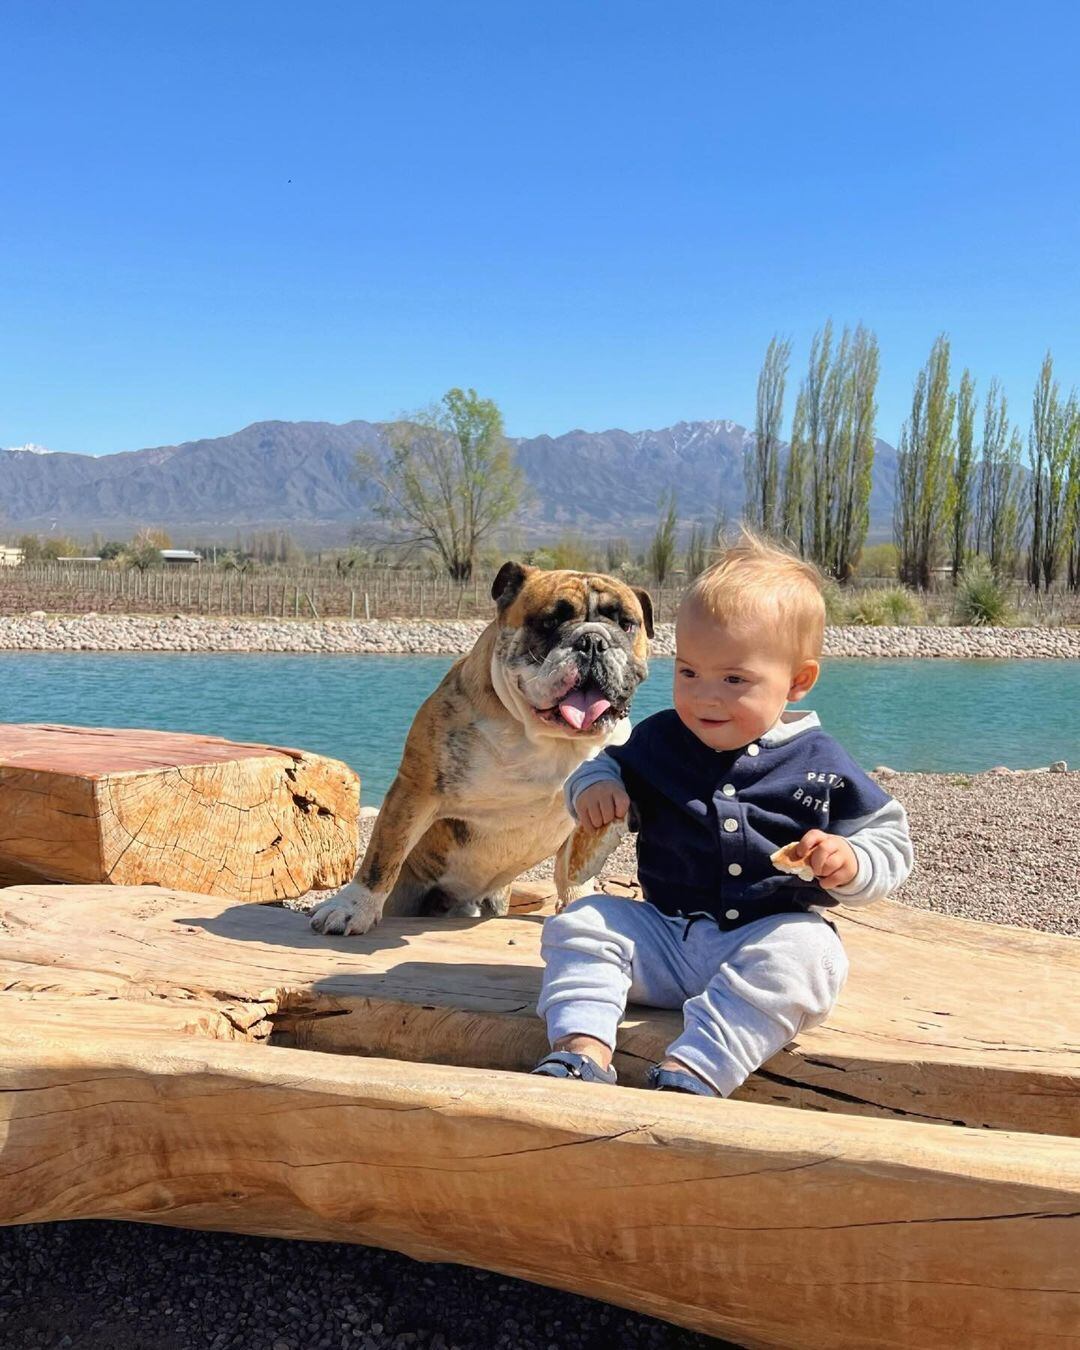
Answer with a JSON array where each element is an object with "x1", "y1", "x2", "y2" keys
[{"x1": 310, "y1": 775, "x2": 438, "y2": 936}]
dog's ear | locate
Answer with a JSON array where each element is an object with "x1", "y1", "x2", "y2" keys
[
  {"x1": 491, "y1": 561, "x2": 535, "y2": 608},
  {"x1": 632, "y1": 587, "x2": 655, "y2": 638}
]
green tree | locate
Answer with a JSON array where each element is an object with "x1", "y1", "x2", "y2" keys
[
  {"x1": 124, "y1": 528, "x2": 164, "y2": 572},
  {"x1": 779, "y1": 387, "x2": 808, "y2": 554},
  {"x1": 975, "y1": 382, "x2": 1025, "y2": 577},
  {"x1": 833, "y1": 324, "x2": 879, "y2": 580},
  {"x1": 1027, "y1": 353, "x2": 1077, "y2": 590},
  {"x1": 1067, "y1": 424, "x2": 1080, "y2": 591},
  {"x1": 787, "y1": 322, "x2": 879, "y2": 579},
  {"x1": 604, "y1": 537, "x2": 631, "y2": 573},
  {"x1": 647, "y1": 492, "x2": 679, "y2": 585},
  {"x1": 895, "y1": 335, "x2": 956, "y2": 589},
  {"x1": 360, "y1": 388, "x2": 525, "y2": 581},
  {"x1": 947, "y1": 369, "x2": 977, "y2": 582},
  {"x1": 685, "y1": 522, "x2": 708, "y2": 577},
  {"x1": 746, "y1": 336, "x2": 791, "y2": 534}
]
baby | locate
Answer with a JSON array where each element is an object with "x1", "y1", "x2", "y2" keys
[{"x1": 532, "y1": 533, "x2": 913, "y2": 1095}]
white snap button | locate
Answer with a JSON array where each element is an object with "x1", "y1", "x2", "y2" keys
[
  {"x1": 747, "y1": 744, "x2": 760, "y2": 757},
  {"x1": 725, "y1": 909, "x2": 740, "y2": 921},
  {"x1": 723, "y1": 818, "x2": 738, "y2": 833},
  {"x1": 722, "y1": 783, "x2": 736, "y2": 797},
  {"x1": 728, "y1": 863, "x2": 742, "y2": 876}
]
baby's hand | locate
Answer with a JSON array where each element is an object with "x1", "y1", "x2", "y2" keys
[
  {"x1": 576, "y1": 783, "x2": 631, "y2": 831},
  {"x1": 796, "y1": 830, "x2": 859, "y2": 889}
]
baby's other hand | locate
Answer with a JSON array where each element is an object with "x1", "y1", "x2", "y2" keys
[
  {"x1": 797, "y1": 830, "x2": 859, "y2": 889},
  {"x1": 576, "y1": 783, "x2": 631, "y2": 831}
]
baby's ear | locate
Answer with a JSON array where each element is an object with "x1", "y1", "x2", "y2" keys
[{"x1": 788, "y1": 659, "x2": 820, "y2": 701}]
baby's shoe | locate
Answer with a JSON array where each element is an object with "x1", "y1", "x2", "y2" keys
[
  {"x1": 646, "y1": 1064, "x2": 717, "y2": 1096},
  {"x1": 531, "y1": 1050, "x2": 617, "y2": 1085}
]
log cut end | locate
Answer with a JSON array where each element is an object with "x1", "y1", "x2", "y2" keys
[{"x1": 0, "y1": 723, "x2": 360, "y2": 900}]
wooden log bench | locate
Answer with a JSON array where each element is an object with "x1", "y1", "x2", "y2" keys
[
  {"x1": 0, "y1": 722, "x2": 360, "y2": 899},
  {"x1": 1, "y1": 881, "x2": 1078, "y2": 1347}
]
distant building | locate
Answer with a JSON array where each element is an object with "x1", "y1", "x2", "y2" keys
[
  {"x1": 0, "y1": 545, "x2": 24, "y2": 567},
  {"x1": 160, "y1": 549, "x2": 202, "y2": 567},
  {"x1": 57, "y1": 556, "x2": 103, "y2": 564}
]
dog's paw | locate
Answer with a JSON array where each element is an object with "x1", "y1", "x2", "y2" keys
[{"x1": 309, "y1": 881, "x2": 386, "y2": 936}]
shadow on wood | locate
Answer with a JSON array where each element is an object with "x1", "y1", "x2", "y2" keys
[{"x1": 1, "y1": 882, "x2": 1079, "y2": 1347}]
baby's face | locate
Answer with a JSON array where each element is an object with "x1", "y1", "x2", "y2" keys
[{"x1": 673, "y1": 608, "x2": 817, "y2": 752}]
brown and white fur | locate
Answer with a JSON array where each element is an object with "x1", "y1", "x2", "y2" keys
[{"x1": 309, "y1": 562, "x2": 652, "y2": 936}]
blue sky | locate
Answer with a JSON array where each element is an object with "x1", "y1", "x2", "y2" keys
[{"x1": 2, "y1": 1, "x2": 1078, "y2": 456}]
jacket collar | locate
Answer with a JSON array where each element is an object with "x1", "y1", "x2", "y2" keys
[{"x1": 759, "y1": 709, "x2": 821, "y2": 747}]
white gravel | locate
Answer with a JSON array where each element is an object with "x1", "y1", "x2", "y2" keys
[
  {"x1": 1, "y1": 614, "x2": 1079, "y2": 658},
  {"x1": 351, "y1": 768, "x2": 1080, "y2": 937}
]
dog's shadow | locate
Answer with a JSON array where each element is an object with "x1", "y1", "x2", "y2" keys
[{"x1": 175, "y1": 897, "x2": 546, "y2": 962}]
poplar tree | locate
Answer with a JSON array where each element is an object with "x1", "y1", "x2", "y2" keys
[
  {"x1": 833, "y1": 325, "x2": 879, "y2": 580},
  {"x1": 786, "y1": 322, "x2": 878, "y2": 578},
  {"x1": 948, "y1": 369, "x2": 977, "y2": 581},
  {"x1": 1066, "y1": 427, "x2": 1080, "y2": 591},
  {"x1": 648, "y1": 491, "x2": 679, "y2": 585},
  {"x1": 1027, "y1": 353, "x2": 1077, "y2": 590},
  {"x1": 746, "y1": 336, "x2": 791, "y2": 534},
  {"x1": 779, "y1": 387, "x2": 808, "y2": 554},
  {"x1": 976, "y1": 380, "x2": 1024, "y2": 577},
  {"x1": 895, "y1": 335, "x2": 956, "y2": 589}
]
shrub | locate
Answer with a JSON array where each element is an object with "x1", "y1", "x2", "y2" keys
[
  {"x1": 856, "y1": 543, "x2": 899, "y2": 579},
  {"x1": 848, "y1": 586, "x2": 926, "y2": 626},
  {"x1": 954, "y1": 558, "x2": 1012, "y2": 627},
  {"x1": 821, "y1": 579, "x2": 850, "y2": 624}
]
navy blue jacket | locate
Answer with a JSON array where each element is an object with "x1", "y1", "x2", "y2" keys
[{"x1": 566, "y1": 709, "x2": 913, "y2": 932}]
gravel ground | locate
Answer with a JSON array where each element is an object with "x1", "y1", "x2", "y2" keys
[
  {"x1": 0, "y1": 1222, "x2": 724, "y2": 1350},
  {"x1": 2, "y1": 613, "x2": 1079, "y2": 658},
  {"x1": 2, "y1": 773, "x2": 1075, "y2": 1349},
  {"x1": 364, "y1": 770, "x2": 1080, "y2": 937}
]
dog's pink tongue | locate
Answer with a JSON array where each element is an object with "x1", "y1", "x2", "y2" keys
[{"x1": 558, "y1": 686, "x2": 611, "y2": 731}]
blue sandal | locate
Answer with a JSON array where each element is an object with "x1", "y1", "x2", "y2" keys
[
  {"x1": 646, "y1": 1064, "x2": 717, "y2": 1096},
  {"x1": 531, "y1": 1051, "x2": 618, "y2": 1085}
]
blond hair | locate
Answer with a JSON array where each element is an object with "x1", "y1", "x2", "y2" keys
[{"x1": 680, "y1": 531, "x2": 825, "y2": 661}]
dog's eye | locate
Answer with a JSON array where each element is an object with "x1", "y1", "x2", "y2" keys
[{"x1": 620, "y1": 618, "x2": 638, "y2": 634}]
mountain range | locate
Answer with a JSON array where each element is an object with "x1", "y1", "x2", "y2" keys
[{"x1": 1, "y1": 418, "x2": 899, "y2": 546}]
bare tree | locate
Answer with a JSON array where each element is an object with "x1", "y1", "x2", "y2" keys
[{"x1": 359, "y1": 388, "x2": 524, "y2": 581}]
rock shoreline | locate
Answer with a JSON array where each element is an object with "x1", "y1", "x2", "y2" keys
[{"x1": 1, "y1": 614, "x2": 1079, "y2": 658}]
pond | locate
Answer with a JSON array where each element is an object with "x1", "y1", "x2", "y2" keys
[{"x1": 0, "y1": 652, "x2": 1075, "y2": 805}]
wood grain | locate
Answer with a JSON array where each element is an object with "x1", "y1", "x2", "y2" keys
[
  {"x1": 1, "y1": 881, "x2": 1079, "y2": 1346},
  {"x1": 1, "y1": 882, "x2": 1077, "y2": 1135},
  {"x1": 0, "y1": 723, "x2": 360, "y2": 899}
]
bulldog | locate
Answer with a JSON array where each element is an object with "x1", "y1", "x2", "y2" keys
[{"x1": 309, "y1": 562, "x2": 653, "y2": 936}]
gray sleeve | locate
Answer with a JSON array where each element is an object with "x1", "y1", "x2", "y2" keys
[
  {"x1": 564, "y1": 752, "x2": 626, "y2": 820},
  {"x1": 825, "y1": 798, "x2": 914, "y2": 907}
]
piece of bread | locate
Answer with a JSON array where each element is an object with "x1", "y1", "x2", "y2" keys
[
  {"x1": 770, "y1": 840, "x2": 816, "y2": 882},
  {"x1": 554, "y1": 816, "x2": 629, "y2": 910}
]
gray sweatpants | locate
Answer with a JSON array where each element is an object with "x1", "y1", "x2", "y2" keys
[{"x1": 537, "y1": 895, "x2": 849, "y2": 1095}]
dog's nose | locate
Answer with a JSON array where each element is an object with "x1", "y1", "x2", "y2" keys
[{"x1": 573, "y1": 629, "x2": 610, "y2": 657}]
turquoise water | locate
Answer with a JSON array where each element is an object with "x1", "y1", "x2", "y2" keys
[{"x1": 0, "y1": 652, "x2": 1076, "y2": 804}]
